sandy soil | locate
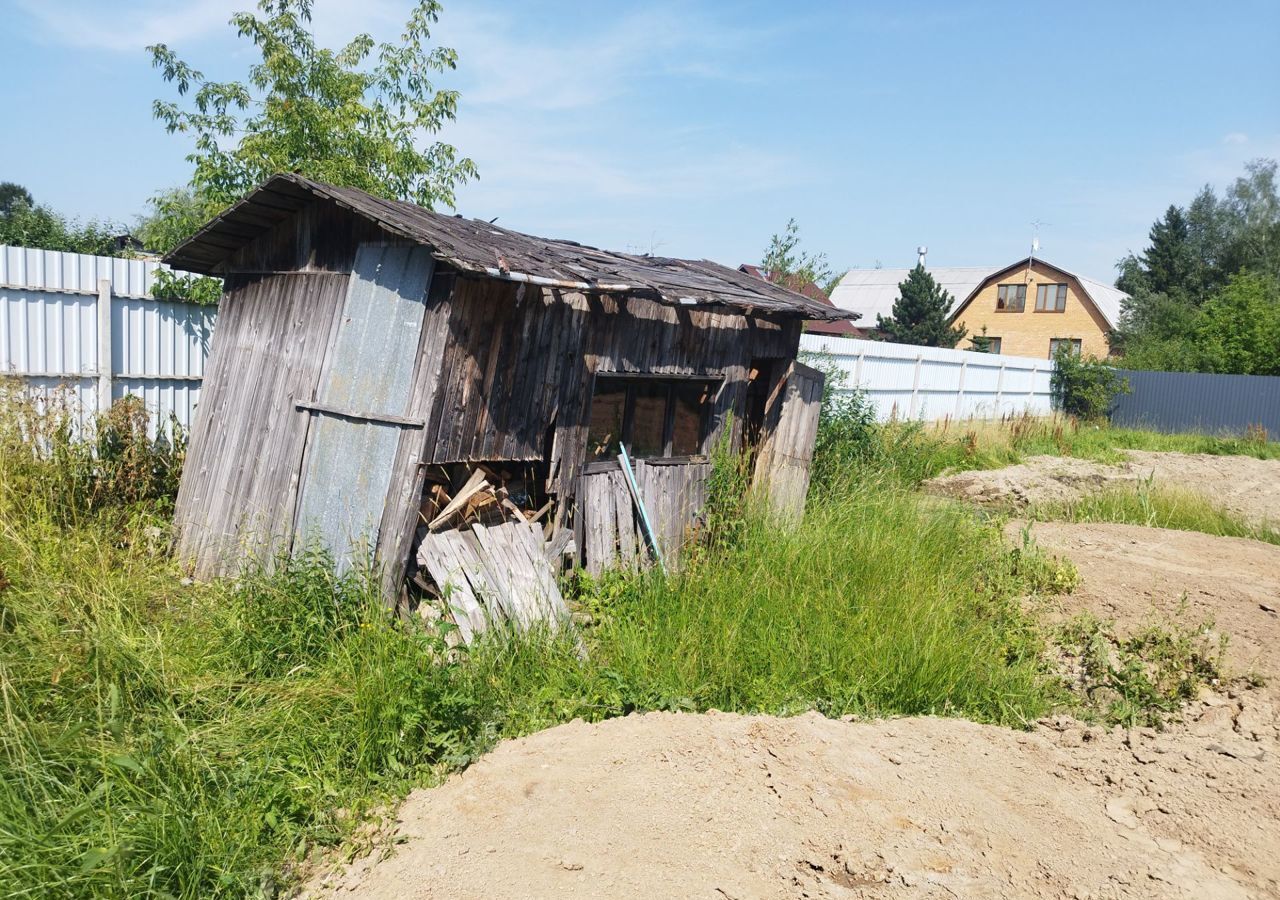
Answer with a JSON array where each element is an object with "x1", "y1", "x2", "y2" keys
[
  {"x1": 306, "y1": 455, "x2": 1280, "y2": 900},
  {"x1": 925, "y1": 451, "x2": 1280, "y2": 528}
]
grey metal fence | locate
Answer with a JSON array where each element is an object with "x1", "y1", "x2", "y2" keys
[
  {"x1": 1110, "y1": 369, "x2": 1280, "y2": 437},
  {"x1": 1, "y1": 244, "x2": 216, "y2": 437}
]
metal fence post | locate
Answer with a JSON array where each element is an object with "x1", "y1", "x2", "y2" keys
[
  {"x1": 909, "y1": 353, "x2": 923, "y2": 418},
  {"x1": 96, "y1": 277, "x2": 112, "y2": 416}
]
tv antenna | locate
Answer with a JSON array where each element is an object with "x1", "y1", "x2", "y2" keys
[{"x1": 1029, "y1": 219, "x2": 1050, "y2": 258}]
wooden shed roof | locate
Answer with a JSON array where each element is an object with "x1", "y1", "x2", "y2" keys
[{"x1": 165, "y1": 174, "x2": 843, "y2": 320}]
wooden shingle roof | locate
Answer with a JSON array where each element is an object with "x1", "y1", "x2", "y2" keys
[{"x1": 166, "y1": 174, "x2": 843, "y2": 320}]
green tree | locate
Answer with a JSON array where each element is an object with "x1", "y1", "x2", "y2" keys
[
  {"x1": 134, "y1": 186, "x2": 208, "y2": 255},
  {"x1": 1051, "y1": 346, "x2": 1128, "y2": 422},
  {"x1": 0, "y1": 182, "x2": 33, "y2": 218},
  {"x1": 761, "y1": 219, "x2": 839, "y2": 295},
  {"x1": 1114, "y1": 158, "x2": 1280, "y2": 373},
  {"x1": 0, "y1": 194, "x2": 122, "y2": 256},
  {"x1": 1194, "y1": 272, "x2": 1280, "y2": 376},
  {"x1": 968, "y1": 324, "x2": 994, "y2": 353},
  {"x1": 146, "y1": 0, "x2": 476, "y2": 251},
  {"x1": 876, "y1": 264, "x2": 966, "y2": 347}
]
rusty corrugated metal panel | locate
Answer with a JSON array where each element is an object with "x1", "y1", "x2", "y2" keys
[{"x1": 293, "y1": 244, "x2": 436, "y2": 572}]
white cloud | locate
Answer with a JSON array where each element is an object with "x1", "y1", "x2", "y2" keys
[
  {"x1": 11, "y1": 0, "x2": 406, "y2": 53},
  {"x1": 1222, "y1": 132, "x2": 1250, "y2": 145},
  {"x1": 12, "y1": 0, "x2": 238, "y2": 52}
]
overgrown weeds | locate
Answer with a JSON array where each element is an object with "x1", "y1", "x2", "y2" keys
[
  {"x1": 1030, "y1": 479, "x2": 1280, "y2": 546},
  {"x1": 0, "y1": 380, "x2": 1258, "y2": 897},
  {"x1": 0, "y1": 380, "x2": 184, "y2": 524},
  {"x1": 1056, "y1": 612, "x2": 1227, "y2": 727}
]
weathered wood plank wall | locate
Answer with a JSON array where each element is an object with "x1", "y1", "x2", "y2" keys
[
  {"x1": 174, "y1": 195, "x2": 807, "y2": 589},
  {"x1": 578, "y1": 460, "x2": 712, "y2": 574},
  {"x1": 174, "y1": 272, "x2": 349, "y2": 575}
]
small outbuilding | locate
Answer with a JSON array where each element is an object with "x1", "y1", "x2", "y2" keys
[{"x1": 166, "y1": 175, "x2": 837, "y2": 631}]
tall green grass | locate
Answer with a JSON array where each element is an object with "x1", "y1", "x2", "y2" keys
[
  {"x1": 2, "y1": 384, "x2": 1222, "y2": 898},
  {"x1": 1030, "y1": 481, "x2": 1280, "y2": 546}
]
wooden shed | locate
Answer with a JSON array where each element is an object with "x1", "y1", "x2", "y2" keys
[{"x1": 166, "y1": 174, "x2": 837, "y2": 632}]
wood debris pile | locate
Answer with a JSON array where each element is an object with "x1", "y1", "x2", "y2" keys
[{"x1": 410, "y1": 463, "x2": 572, "y2": 643}]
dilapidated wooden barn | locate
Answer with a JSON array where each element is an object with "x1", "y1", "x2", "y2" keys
[{"x1": 166, "y1": 174, "x2": 836, "y2": 635}]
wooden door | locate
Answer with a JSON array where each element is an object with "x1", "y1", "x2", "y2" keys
[
  {"x1": 292, "y1": 244, "x2": 435, "y2": 572},
  {"x1": 752, "y1": 360, "x2": 824, "y2": 522}
]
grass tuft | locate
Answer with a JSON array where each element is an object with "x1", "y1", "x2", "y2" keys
[{"x1": 1030, "y1": 480, "x2": 1280, "y2": 546}]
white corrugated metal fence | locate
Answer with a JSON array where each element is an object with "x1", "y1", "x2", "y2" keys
[
  {"x1": 800, "y1": 334, "x2": 1053, "y2": 420},
  {"x1": 0, "y1": 245, "x2": 217, "y2": 436}
]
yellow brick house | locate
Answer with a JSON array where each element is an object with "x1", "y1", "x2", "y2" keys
[
  {"x1": 829, "y1": 256, "x2": 1127, "y2": 360},
  {"x1": 948, "y1": 257, "x2": 1125, "y2": 359}
]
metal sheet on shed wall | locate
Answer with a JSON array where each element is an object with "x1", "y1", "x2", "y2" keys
[{"x1": 293, "y1": 244, "x2": 435, "y2": 572}]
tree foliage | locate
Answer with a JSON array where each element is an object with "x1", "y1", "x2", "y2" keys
[
  {"x1": 0, "y1": 184, "x2": 124, "y2": 256},
  {"x1": 0, "y1": 182, "x2": 33, "y2": 218},
  {"x1": 876, "y1": 264, "x2": 966, "y2": 347},
  {"x1": 1050, "y1": 346, "x2": 1129, "y2": 422},
  {"x1": 761, "y1": 219, "x2": 839, "y2": 295},
  {"x1": 145, "y1": 0, "x2": 476, "y2": 253},
  {"x1": 1115, "y1": 158, "x2": 1280, "y2": 374}
]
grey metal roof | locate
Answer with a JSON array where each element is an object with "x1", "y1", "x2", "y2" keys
[
  {"x1": 829, "y1": 267, "x2": 992, "y2": 324},
  {"x1": 830, "y1": 259, "x2": 1127, "y2": 329},
  {"x1": 165, "y1": 174, "x2": 843, "y2": 320}
]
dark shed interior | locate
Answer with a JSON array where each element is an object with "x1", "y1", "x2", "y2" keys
[{"x1": 166, "y1": 174, "x2": 837, "y2": 634}]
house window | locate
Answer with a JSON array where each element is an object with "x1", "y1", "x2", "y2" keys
[
  {"x1": 1049, "y1": 338, "x2": 1082, "y2": 357},
  {"x1": 988, "y1": 337, "x2": 1002, "y2": 354},
  {"x1": 996, "y1": 284, "x2": 1026, "y2": 311},
  {"x1": 1036, "y1": 283, "x2": 1068, "y2": 312},
  {"x1": 586, "y1": 375, "x2": 717, "y2": 461}
]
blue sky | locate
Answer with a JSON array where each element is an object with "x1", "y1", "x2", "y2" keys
[{"x1": 3, "y1": 0, "x2": 1278, "y2": 280}]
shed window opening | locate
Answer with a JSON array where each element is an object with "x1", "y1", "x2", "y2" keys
[
  {"x1": 1036, "y1": 283, "x2": 1068, "y2": 312},
  {"x1": 587, "y1": 376, "x2": 717, "y2": 462},
  {"x1": 996, "y1": 284, "x2": 1026, "y2": 311}
]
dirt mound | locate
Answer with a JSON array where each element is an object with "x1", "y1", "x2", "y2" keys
[
  {"x1": 1019, "y1": 521, "x2": 1280, "y2": 683},
  {"x1": 307, "y1": 704, "x2": 1274, "y2": 899},
  {"x1": 926, "y1": 451, "x2": 1280, "y2": 527},
  {"x1": 306, "y1": 493, "x2": 1280, "y2": 900}
]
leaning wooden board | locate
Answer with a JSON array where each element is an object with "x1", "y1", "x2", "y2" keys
[{"x1": 416, "y1": 521, "x2": 570, "y2": 642}]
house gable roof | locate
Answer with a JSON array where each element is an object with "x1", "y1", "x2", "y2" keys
[
  {"x1": 948, "y1": 256, "x2": 1126, "y2": 328},
  {"x1": 165, "y1": 174, "x2": 842, "y2": 320}
]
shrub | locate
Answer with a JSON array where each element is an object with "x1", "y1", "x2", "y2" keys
[
  {"x1": 0, "y1": 382, "x2": 185, "y2": 523},
  {"x1": 1050, "y1": 347, "x2": 1129, "y2": 422}
]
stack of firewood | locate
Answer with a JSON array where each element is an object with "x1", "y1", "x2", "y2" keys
[{"x1": 417, "y1": 463, "x2": 556, "y2": 533}]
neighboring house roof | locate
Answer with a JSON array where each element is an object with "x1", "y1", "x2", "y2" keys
[
  {"x1": 737, "y1": 263, "x2": 862, "y2": 336},
  {"x1": 829, "y1": 267, "x2": 993, "y2": 325},
  {"x1": 166, "y1": 174, "x2": 843, "y2": 321},
  {"x1": 948, "y1": 257, "x2": 1127, "y2": 328},
  {"x1": 830, "y1": 258, "x2": 1127, "y2": 329}
]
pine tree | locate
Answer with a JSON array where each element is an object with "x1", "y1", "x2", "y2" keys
[
  {"x1": 876, "y1": 264, "x2": 967, "y2": 347},
  {"x1": 968, "y1": 324, "x2": 993, "y2": 353},
  {"x1": 1141, "y1": 205, "x2": 1195, "y2": 299}
]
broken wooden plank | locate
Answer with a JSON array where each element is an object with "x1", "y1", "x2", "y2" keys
[{"x1": 428, "y1": 468, "x2": 490, "y2": 530}]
